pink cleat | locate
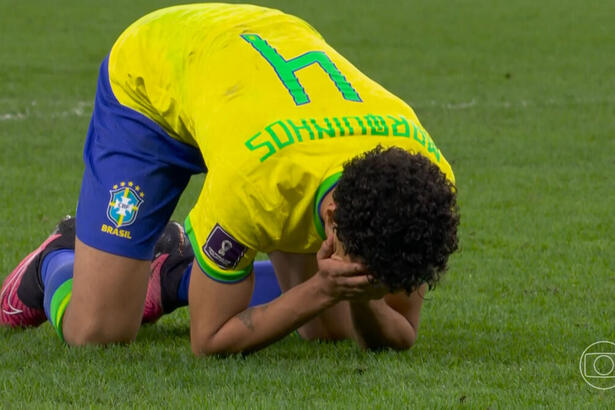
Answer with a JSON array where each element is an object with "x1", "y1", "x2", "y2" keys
[
  {"x1": 1, "y1": 217, "x2": 75, "y2": 328},
  {"x1": 142, "y1": 253, "x2": 167, "y2": 324},
  {"x1": 142, "y1": 221, "x2": 193, "y2": 324},
  {"x1": 1, "y1": 234, "x2": 61, "y2": 327}
]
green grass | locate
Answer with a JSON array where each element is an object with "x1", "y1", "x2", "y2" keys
[{"x1": 1, "y1": 0, "x2": 614, "y2": 407}]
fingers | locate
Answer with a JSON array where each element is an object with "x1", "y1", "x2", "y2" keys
[
  {"x1": 317, "y1": 236, "x2": 365, "y2": 276},
  {"x1": 316, "y1": 235, "x2": 334, "y2": 261},
  {"x1": 336, "y1": 275, "x2": 389, "y2": 300},
  {"x1": 340, "y1": 274, "x2": 371, "y2": 288},
  {"x1": 316, "y1": 235, "x2": 386, "y2": 301},
  {"x1": 319, "y1": 258, "x2": 365, "y2": 276}
]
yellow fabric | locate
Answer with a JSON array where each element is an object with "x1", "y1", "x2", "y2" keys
[{"x1": 107, "y1": 4, "x2": 455, "y2": 281}]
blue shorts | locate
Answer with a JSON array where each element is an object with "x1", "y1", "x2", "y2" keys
[{"x1": 76, "y1": 56, "x2": 206, "y2": 260}]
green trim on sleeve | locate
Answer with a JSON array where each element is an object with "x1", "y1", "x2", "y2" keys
[
  {"x1": 185, "y1": 215, "x2": 253, "y2": 283},
  {"x1": 312, "y1": 171, "x2": 343, "y2": 240},
  {"x1": 49, "y1": 279, "x2": 73, "y2": 343}
]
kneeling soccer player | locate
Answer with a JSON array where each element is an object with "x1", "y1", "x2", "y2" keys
[{"x1": 1, "y1": 3, "x2": 459, "y2": 354}]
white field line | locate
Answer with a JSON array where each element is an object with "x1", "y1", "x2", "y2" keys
[
  {"x1": 0, "y1": 101, "x2": 93, "y2": 122},
  {"x1": 413, "y1": 98, "x2": 530, "y2": 110},
  {"x1": 414, "y1": 95, "x2": 615, "y2": 110},
  {"x1": 0, "y1": 112, "x2": 27, "y2": 121},
  {"x1": 0, "y1": 96, "x2": 612, "y2": 122}
]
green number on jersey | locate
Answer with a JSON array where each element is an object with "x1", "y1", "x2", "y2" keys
[{"x1": 241, "y1": 34, "x2": 362, "y2": 105}]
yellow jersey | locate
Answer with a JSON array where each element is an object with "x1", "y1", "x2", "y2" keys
[{"x1": 107, "y1": 3, "x2": 455, "y2": 282}]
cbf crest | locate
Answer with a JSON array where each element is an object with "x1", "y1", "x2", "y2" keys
[{"x1": 107, "y1": 181, "x2": 144, "y2": 228}]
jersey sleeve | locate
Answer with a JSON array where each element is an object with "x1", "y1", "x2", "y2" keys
[{"x1": 185, "y1": 212, "x2": 256, "y2": 283}]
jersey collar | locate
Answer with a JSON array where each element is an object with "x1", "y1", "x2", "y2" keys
[{"x1": 313, "y1": 171, "x2": 343, "y2": 240}]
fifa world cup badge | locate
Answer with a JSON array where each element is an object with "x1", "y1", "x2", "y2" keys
[
  {"x1": 106, "y1": 181, "x2": 145, "y2": 228},
  {"x1": 203, "y1": 224, "x2": 246, "y2": 269}
]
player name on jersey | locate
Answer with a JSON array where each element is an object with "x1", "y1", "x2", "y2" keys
[{"x1": 245, "y1": 113, "x2": 442, "y2": 163}]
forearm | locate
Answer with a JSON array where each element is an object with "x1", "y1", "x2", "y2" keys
[
  {"x1": 349, "y1": 299, "x2": 416, "y2": 350},
  {"x1": 192, "y1": 276, "x2": 335, "y2": 355}
]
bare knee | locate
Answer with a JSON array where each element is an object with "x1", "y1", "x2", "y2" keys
[
  {"x1": 62, "y1": 306, "x2": 142, "y2": 345},
  {"x1": 63, "y1": 240, "x2": 151, "y2": 345}
]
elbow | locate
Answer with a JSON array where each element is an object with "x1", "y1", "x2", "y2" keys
[
  {"x1": 191, "y1": 339, "x2": 238, "y2": 357},
  {"x1": 397, "y1": 330, "x2": 418, "y2": 351},
  {"x1": 191, "y1": 336, "x2": 218, "y2": 357},
  {"x1": 396, "y1": 328, "x2": 419, "y2": 351},
  {"x1": 190, "y1": 329, "x2": 253, "y2": 357},
  {"x1": 388, "y1": 324, "x2": 419, "y2": 351},
  {"x1": 361, "y1": 339, "x2": 415, "y2": 352},
  {"x1": 392, "y1": 335, "x2": 416, "y2": 351},
  {"x1": 359, "y1": 330, "x2": 417, "y2": 352},
  {"x1": 191, "y1": 340, "x2": 217, "y2": 357},
  {"x1": 190, "y1": 329, "x2": 232, "y2": 357}
]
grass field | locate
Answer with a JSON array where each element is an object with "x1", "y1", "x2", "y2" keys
[{"x1": 1, "y1": 0, "x2": 614, "y2": 407}]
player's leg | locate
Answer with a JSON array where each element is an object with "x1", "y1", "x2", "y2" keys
[
  {"x1": 142, "y1": 221, "x2": 194, "y2": 323},
  {"x1": 33, "y1": 230, "x2": 176, "y2": 344},
  {"x1": 1, "y1": 218, "x2": 75, "y2": 328},
  {"x1": 54, "y1": 64, "x2": 204, "y2": 343},
  {"x1": 59, "y1": 240, "x2": 150, "y2": 344},
  {"x1": 1, "y1": 54, "x2": 206, "y2": 343},
  {"x1": 29, "y1": 165, "x2": 191, "y2": 343},
  {"x1": 1, "y1": 217, "x2": 195, "y2": 331},
  {"x1": 1, "y1": 217, "x2": 151, "y2": 343}
]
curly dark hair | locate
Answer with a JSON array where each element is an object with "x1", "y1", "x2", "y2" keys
[{"x1": 333, "y1": 145, "x2": 459, "y2": 293}]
